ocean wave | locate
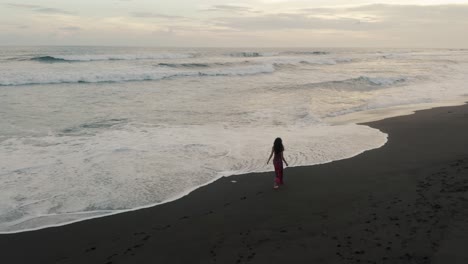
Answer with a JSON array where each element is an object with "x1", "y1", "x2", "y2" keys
[
  {"x1": 29, "y1": 53, "x2": 195, "y2": 62},
  {"x1": 159, "y1": 57, "x2": 348, "y2": 70},
  {"x1": 358, "y1": 76, "x2": 407, "y2": 86},
  {"x1": 323, "y1": 76, "x2": 408, "y2": 87},
  {"x1": 158, "y1": 63, "x2": 215, "y2": 68},
  {"x1": 30, "y1": 56, "x2": 68, "y2": 62},
  {"x1": 284, "y1": 51, "x2": 329, "y2": 55},
  {"x1": 289, "y1": 76, "x2": 409, "y2": 92},
  {"x1": 227, "y1": 52, "x2": 279, "y2": 57},
  {"x1": 0, "y1": 64, "x2": 275, "y2": 86},
  {"x1": 60, "y1": 118, "x2": 128, "y2": 136},
  {"x1": 297, "y1": 59, "x2": 342, "y2": 65},
  {"x1": 273, "y1": 56, "x2": 352, "y2": 66},
  {"x1": 157, "y1": 56, "x2": 350, "y2": 71}
]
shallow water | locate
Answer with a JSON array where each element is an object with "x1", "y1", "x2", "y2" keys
[{"x1": 1, "y1": 47, "x2": 467, "y2": 232}]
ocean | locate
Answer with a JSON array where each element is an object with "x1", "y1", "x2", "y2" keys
[{"x1": 0, "y1": 46, "x2": 467, "y2": 233}]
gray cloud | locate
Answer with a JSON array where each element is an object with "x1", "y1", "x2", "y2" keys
[
  {"x1": 212, "y1": 13, "x2": 364, "y2": 31},
  {"x1": 59, "y1": 26, "x2": 81, "y2": 31},
  {"x1": 5, "y1": 3, "x2": 74, "y2": 15},
  {"x1": 211, "y1": 4, "x2": 468, "y2": 31},
  {"x1": 3, "y1": 3, "x2": 467, "y2": 48},
  {"x1": 131, "y1": 12, "x2": 185, "y2": 19},
  {"x1": 36, "y1": 8, "x2": 74, "y2": 15},
  {"x1": 5, "y1": 3, "x2": 41, "y2": 9}
]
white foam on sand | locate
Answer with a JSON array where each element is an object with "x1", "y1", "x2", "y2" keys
[{"x1": 0, "y1": 121, "x2": 387, "y2": 233}]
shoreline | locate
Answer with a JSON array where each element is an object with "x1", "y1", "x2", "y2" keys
[
  {"x1": 1, "y1": 102, "x2": 468, "y2": 263},
  {"x1": 3, "y1": 99, "x2": 466, "y2": 235},
  {"x1": 0, "y1": 134, "x2": 387, "y2": 235}
]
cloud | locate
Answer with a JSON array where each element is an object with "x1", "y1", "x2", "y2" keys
[
  {"x1": 204, "y1": 4, "x2": 255, "y2": 13},
  {"x1": 349, "y1": 3, "x2": 468, "y2": 21},
  {"x1": 210, "y1": 4, "x2": 468, "y2": 31},
  {"x1": 36, "y1": 8, "x2": 74, "y2": 15},
  {"x1": 59, "y1": 26, "x2": 81, "y2": 31},
  {"x1": 2, "y1": 2, "x2": 467, "y2": 47},
  {"x1": 212, "y1": 13, "x2": 363, "y2": 31},
  {"x1": 4, "y1": 3, "x2": 74, "y2": 15},
  {"x1": 131, "y1": 12, "x2": 185, "y2": 19},
  {"x1": 5, "y1": 3, "x2": 41, "y2": 9}
]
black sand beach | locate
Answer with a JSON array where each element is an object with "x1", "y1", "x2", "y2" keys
[{"x1": 1, "y1": 103, "x2": 468, "y2": 264}]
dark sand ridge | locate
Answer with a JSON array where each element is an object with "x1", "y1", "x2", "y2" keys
[{"x1": 1, "y1": 103, "x2": 468, "y2": 264}]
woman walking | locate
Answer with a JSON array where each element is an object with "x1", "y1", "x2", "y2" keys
[{"x1": 267, "y1": 137, "x2": 289, "y2": 189}]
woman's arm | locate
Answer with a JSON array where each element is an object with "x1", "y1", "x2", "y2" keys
[
  {"x1": 281, "y1": 152, "x2": 288, "y2": 166},
  {"x1": 266, "y1": 148, "x2": 274, "y2": 164}
]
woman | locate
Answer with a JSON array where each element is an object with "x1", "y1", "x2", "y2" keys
[{"x1": 267, "y1": 137, "x2": 289, "y2": 189}]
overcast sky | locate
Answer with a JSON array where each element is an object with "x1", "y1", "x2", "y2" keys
[{"x1": 1, "y1": 0, "x2": 468, "y2": 47}]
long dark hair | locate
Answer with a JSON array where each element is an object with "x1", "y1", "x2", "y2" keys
[{"x1": 273, "y1": 137, "x2": 284, "y2": 154}]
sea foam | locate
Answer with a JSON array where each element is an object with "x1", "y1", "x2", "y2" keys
[
  {"x1": 0, "y1": 121, "x2": 387, "y2": 233},
  {"x1": 1, "y1": 47, "x2": 468, "y2": 233},
  {"x1": 0, "y1": 63, "x2": 275, "y2": 86}
]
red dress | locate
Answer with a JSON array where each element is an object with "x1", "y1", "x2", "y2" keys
[{"x1": 273, "y1": 151, "x2": 284, "y2": 185}]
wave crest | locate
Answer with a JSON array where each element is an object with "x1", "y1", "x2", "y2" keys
[
  {"x1": 291, "y1": 76, "x2": 409, "y2": 92},
  {"x1": 30, "y1": 56, "x2": 68, "y2": 62},
  {"x1": 284, "y1": 51, "x2": 329, "y2": 55},
  {"x1": 0, "y1": 64, "x2": 275, "y2": 86},
  {"x1": 29, "y1": 53, "x2": 195, "y2": 62},
  {"x1": 158, "y1": 63, "x2": 212, "y2": 68},
  {"x1": 227, "y1": 52, "x2": 278, "y2": 57},
  {"x1": 323, "y1": 76, "x2": 408, "y2": 87}
]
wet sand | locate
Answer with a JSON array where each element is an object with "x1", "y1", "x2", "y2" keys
[{"x1": 1, "y1": 103, "x2": 468, "y2": 264}]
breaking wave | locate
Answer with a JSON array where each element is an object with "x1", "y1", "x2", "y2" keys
[
  {"x1": 342, "y1": 76, "x2": 408, "y2": 86},
  {"x1": 0, "y1": 64, "x2": 276, "y2": 86},
  {"x1": 290, "y1": 76, "x2": 409, "y2": 92},
  {"x1": 31, "y1": 56, "x2": 68, "y2": 62},
  {"x1": 158, "y1": 62, "x2": 222, "y2": 68},
  {"x1": 29, "y1": 53, "x2": 195, "y2": 62},
  {"x1": 284, "y1": 51, "x2": 329, "y2": 55},
  {"x1": 227, "y1": 52, "x2": 279, "y2": 57}
]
